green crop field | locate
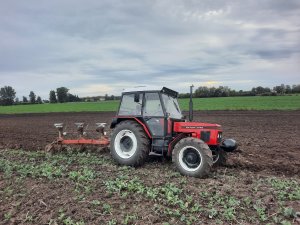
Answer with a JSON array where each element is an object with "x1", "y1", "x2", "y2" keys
[
  {"x1": 0, "y1": 101, "x2": 119, "y2": 114},
  {"x1": 179, "y1": 95, "x2": 300, "y2": 111},
  {"x1": 0, "y1": 95, "x2": 299, "y2": 114}
]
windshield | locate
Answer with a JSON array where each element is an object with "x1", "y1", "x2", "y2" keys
[{"x1": 162, "y1": 94, "x2": 183, "y2": 119}]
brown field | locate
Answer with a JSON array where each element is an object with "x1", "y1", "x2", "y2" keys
[{"x1": 0, "y1": 111, "x2": 299, "y2": 224}]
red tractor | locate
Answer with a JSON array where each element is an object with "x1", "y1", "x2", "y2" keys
[
  {"x1": 48, "y1": 86, "x2": 237, "y2": 178},
  {"x1": 109, "y1": 86, "x2": 237, "y2": 178}
]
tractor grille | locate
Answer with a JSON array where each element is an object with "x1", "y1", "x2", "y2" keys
[{"x1": 200, "y1": 131, "x2": 211, "y2": 142}]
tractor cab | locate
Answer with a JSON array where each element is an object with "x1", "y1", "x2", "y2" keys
[{"x1": 112, "y1": 87, "x2": 184, "y2": 138}]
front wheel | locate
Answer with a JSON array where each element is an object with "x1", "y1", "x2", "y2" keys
[{"x1": 172, "y1": 137, "x2": 213, "y2": 178}]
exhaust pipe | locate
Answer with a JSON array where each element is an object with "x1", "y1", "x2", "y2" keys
[{"x1": 189, "y1": 85, "x2": 194, "y2": 122}]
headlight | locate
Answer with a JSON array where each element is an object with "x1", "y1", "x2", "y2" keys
[{"x1": 217, "y1": 132, "x2": 222, "y2": 142}]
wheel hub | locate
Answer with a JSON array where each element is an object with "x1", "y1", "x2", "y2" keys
[
  {"x1": 120, "y1": 136, "x2": 133, "y2": 152},
  {"x1": 183, "y1": 149, "x2": 200, "y2": 168},
  {"x1": 114, "y1": 129, "x2": 138, "y2": 159}
]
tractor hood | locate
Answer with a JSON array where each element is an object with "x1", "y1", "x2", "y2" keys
[
  {"x1": 173, "y1": 122, "x2": 222, "y2": 146},
  {"x1": 173, "y1": 122, "x2": 222, "y2": 131}
]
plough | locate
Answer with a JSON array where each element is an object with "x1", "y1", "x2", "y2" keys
[{"x1": 45, "y1": 122, "x2": 110, "y2": 152}]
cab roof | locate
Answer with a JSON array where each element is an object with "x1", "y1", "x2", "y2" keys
[{"x1": 122, "y1": 86, "x2": 178, "y2": 98}]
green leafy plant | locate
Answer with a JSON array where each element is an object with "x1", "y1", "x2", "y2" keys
[
  {"x1": 122, "y1": 214, "x2": 137, "y2": 225},
  {"x1": 107, "y1": 219, "x2": 117, "y2": 225},
  {"x1": 4, "y1": 212, "x2": 12, "y2": 221},
  {"x1": 253, "y1": 201, "x2": 267, "y2": 222},
  {"x1": 208, "y1": 208, "x2": 218, "y2": 219},
  {"x1": 102, "y1": 203, "x2": 112, "y2": 214}
]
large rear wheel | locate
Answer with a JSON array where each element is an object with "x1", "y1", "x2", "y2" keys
[
  {"x1": 172, "y1": 137, "x2": 213, "y2": 178},
  {"x1": 110, "y1": 120, "x2": 150, "y2": 166}
]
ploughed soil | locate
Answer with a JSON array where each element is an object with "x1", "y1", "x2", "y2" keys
[
  {"x1": 0, "y1": 111, "x2": 299, "y2": 175},
  {"x1": 0, "y1": 111, "x2": 300, "y2": 224}
]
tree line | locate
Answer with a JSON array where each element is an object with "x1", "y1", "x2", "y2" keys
[
  {"x1": 179, "y1": 84, "x2": 300, "y2": 98},
  {"x1": 0, "y1": 86, "x2": 80, "y2": 106},
  {"x1": 0, "y1": 86, "x2": 43, "y2": 106},
  {"x1": 49, "y1": 87, "x2": 80, "y2": 103},
  {"x1": 1, "y1": 83, "x2": 300, "y2": 106}
]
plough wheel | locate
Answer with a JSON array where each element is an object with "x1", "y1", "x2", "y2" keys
[
  {"x1": 45, "y1": 143, "x2": 64, "y2": 153},
  {"x1": 45, "y1": 144, "x2": 54, "y2": 152}
]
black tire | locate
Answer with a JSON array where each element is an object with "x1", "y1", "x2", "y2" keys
[
  {"x1": 172, "y1": 137, "x2": 213, "y2": 178},
  {"x1": 110, "y1": 120, "x2": 150, "y2": 166},
  {"x1": 212, "y1": 147, "x2": 227, "y2": 166}
]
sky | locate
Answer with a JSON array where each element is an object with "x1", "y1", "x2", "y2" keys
[{"x1": 0, "y1": 0, "x2": 299, "y2": 99}]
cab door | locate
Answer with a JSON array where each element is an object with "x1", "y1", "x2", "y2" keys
[{"x1": 142, "y1": 92, "x2": 165, "y2": 137}]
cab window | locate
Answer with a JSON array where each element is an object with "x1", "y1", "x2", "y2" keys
[
  {"x1": 143, "y1": 93, "x2": 164, "y2": 117},
  {"x1": 118, "y1": 93, "x2": 143, "y2": 116},
  {"x1": 162, "y1": 94, "x2": 182, "y2": 119}
]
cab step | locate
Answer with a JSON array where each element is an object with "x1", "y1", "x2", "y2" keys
[{"x1": 149, "y1": 152, "x2": 163, "y2": 157}]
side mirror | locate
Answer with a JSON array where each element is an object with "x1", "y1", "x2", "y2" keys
[{"x1": 134, "y1": 93, "x2": 140, "y2": 102}]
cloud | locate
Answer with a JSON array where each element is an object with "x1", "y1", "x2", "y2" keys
[
  {"x1": 73, "y1": 84, "x2": 113, "y2": 97},
  {"x1": 0, "y1": 0, "x2": 299, "y2": 99}
]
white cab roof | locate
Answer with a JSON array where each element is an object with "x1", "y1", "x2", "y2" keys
[
  {"x1": 122, "y1": 86, "x2": 179, "y2": 97},
  {"x1": 122, "y1": 86, "x2": 163, "y2": 93}
]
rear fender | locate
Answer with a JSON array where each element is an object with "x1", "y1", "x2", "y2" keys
[{"x1": 110, "y1": 117, "x2": 152, "y2": 138}]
